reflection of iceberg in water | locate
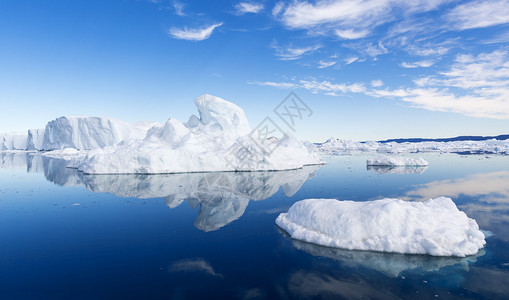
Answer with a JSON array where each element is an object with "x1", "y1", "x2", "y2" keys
[
  {"x1": 4, "y1": 153, "x2": 320, "y2": 232},
  {"x1": 0, "y1": 152, "x2": 31, "y2": 170},
  {"x1": 283, "y1": 229, "x2": 483, "y2": 277},
  {"x1": 367, "y1": 165, "x2": 428, "y2": 174},
  {"x1": 79, "y1": 165, "x2": 320, "y2": 231}
]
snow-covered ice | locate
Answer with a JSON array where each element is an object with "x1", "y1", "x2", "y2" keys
[
  {"x1": 27, "y1": 128, "x2": 45, "y2": 150},
  {"x1": 366, "y1": 156, "x2": 429, "y2": 166},
  {"x1": 1, "y1": 132, "x2": 28, "y2": 150},
  {"x1": 317, "y1": 138, "x2": 509, "y2": 155},
  {"x1": 74, "y1": 94, "x2": 322, "y2": 174},
  {"x1": 41, "y1": 116, "x2": 158, "y2": 150},
  {"x1": 276, "y1": 197, "x2": 485, "y2": 257}
]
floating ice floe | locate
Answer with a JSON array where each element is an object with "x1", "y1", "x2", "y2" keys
[
  {"x1": 276, "y1": 197, "x2": 486, "y2": 257},
  {"x1": 366, "y1": 156, "x2": 429, "y2": 166},
  {"x1": 73, "y1": 94, "x2": 322, "y2": 174}
]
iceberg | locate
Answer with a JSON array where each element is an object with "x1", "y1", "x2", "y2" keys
[
  {"x1": 27, "y1": 128, "x2": 45, "y2": 150},
  {"x1": 41, "y1": 116, "x2": 158, "y2": 150},
  {"x1": 74, "y1": 94, "x2": 322, "y2": 174},
  {"x1": 276, "y1": 197, "x2": 486, "y2": 257},
  {"x1": 366, "y1": 156, "x2": 429, "y2": 166},
  {"x1": 1, "y1": 132, "x2": 28, "y2": 150},
  {"x1": 317, "y1": 138, "x2": 509, "y2": 155}
]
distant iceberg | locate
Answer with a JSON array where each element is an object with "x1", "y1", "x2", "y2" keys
[
  {"x1": 276, "y1": 197, "x2": 485, "y2": 257},
  {"x1": 1, "y1": 132, "x2": 27, "y2": 150},
  {"x1": 40, "y1": 116, "x2": 158, "y2": 150},
  {"x1": 317, "y1": 137, "x2": 509, "y2": 155},
  {"x1": 73, "y1": 94, "x2": 322, "y2": 174},
  {"x1": 366, "y1": 156, "x2": 429, "y2": 166}
]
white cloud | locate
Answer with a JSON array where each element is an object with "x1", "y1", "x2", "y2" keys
[
  {"x1": 272, "y1": 2, "x2": 284, "y2": 16},
  {"x1": 437, "y1": 50, "x2": 509, "y2": 89},
  {"x1": 447, "y1": 0, "x2": 509, "y2": 30},
  {"x1": 345, "y1": 56, "x2": 359, "y2": 64},
  {"x1": 318, "y1": 60, "x2": 337, "y2": 68},
  {"x1": 407, "y1": 45, "x2": 450, "y2": 56},
  {"x1": 279, "y1": 0, "x2": 452, "y2": 35},
  {"x1": 168, "y1": 22, "x2": 223, "y2": 41},
  {"x1": 335, "y1": 29, "x2": 370, "y2": 40},
  {"x1": 235, "y1": 2, "x2": 264, "y2": 15},
  {"x1": 248, "y1": 79, "x2": 365, "y2": 94},
  {"x1": 400, "y1": 60, "x2": 435, "y2": 68},
  {"x1": 272, "y1": 43, "x2": 322, "y2": 60},
  {"x1": 370, "y1": 79, "x2": 384, "y2": 87},
  {"x1": 398, "y1": 88, "x2": 509, "y2": 119},
  {"x1": 247, "y1": 81, "x2": 297, "y2": 88},
  {"x1": 378, "y1": 50, "x2": 509, "y2": 118},
  {"x1": 252, "y1": 49, "x2": 509, "y2": 119},
  {"x1": 172, "y1": 1, "x2": 185, "y2": 16}
]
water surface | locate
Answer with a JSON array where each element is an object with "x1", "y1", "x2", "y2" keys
[{"x1": 1, "y1": 152, "x2": 508, "y2": 299}]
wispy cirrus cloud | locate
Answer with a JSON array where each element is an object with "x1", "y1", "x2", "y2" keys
[
  {"x1": 377, "y1": 50, "x2": 509, "y2": 118},
  {"x1": 335, "y1": 29, "x2": 370, "y2": 40},
  {"x1": 447, "y1": 0, "x2": 509, "y2": 30},
  {"x1": 235, "y1": 2, "x2": 264, "y2": 15},
  {"x1": 247, "y1": 81, "x2": 297, "y2": 89},
  {"x1": 344, "y1": 56, "x2": 359, "y2": 64},
  {"x1": 272, "y1": 2, "x2": 285, "y2": 16},
  {"x1": 400, "y1": 60, "x2": 435, "y2": 68},
  {"x1": 251, "y1": 49, "x2": 509, "y2": 119},
  {"x1": 317, "y1": 60, "x2": 337, "y2": 68},
  {"x1": 272, "y1": 42, "x2": 322, "y2": 60},
  {"x1": 249, "y1": 79, "x2": 366, "y2": 95},
  {"x1": 278, "y1": 0, "x2": 452, "y2": 35},
  {"x1": 172, "y1": 0, "x2": 186, "y2": 16},
  {"x1": 169, "y1": 22, "x2": 223, "y2": 41}
]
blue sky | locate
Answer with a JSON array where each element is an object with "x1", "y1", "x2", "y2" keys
[{"x1": 1, "y1": 0, "x2": 509, "y2": 141}]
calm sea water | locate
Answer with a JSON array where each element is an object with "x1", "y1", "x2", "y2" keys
[{"x1": 1, "y1": 152, "x2": 508, "y2": 299}]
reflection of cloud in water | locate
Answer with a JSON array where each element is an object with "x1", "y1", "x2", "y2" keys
[
  {"x1": 464, "y1": 267, "x2": 509, "y2": 298},
  {"x1": 405, "y1": 171, "x2": 509, "y2": 241},
  {"x1": 286, "y1": 270, "x2": 399, "y2": 300},
  {"x1": 406, "y1": 171, "x2": 509, "y2": 202},
  {"x1": 168, "y1": 258, "x2": 223, "y2": 278},
  {"x1": 284, "y1": 230, "x2": 483, "y2": 278},
  {"x1": 367, "y1": 165, "x2": 428, "y2": 174},
  {"x1": 78, "y1": 165, "x2": 320, "y2": 232}
]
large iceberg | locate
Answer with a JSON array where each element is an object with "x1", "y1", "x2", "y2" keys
[
  {"x1": 276, "y1": 197, "x2": 485, "y2": 257},
  {"x1": 1, "y1": 132, "x2": 28, "y2": 150},
  {"x1": 41, "y1": 116, "x2": 158, "y2": 150},
  {"x1": 74, "y1": 94, "x2": 322, "y2": 174},
  {"x1": 27, "y1": 128, "x2": 45, "y2": 150},
  {"x1": 366, "y1": 156, "x2": 429, "y2": 166}
]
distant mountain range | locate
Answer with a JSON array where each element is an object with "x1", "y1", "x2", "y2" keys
[{"x1": 378, "y1": 134, "x2": 509, "y2": 143}]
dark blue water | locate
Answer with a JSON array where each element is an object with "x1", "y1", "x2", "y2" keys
[{"x1": 1, "y1": 152, "x2": 508, "y2": 299}]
